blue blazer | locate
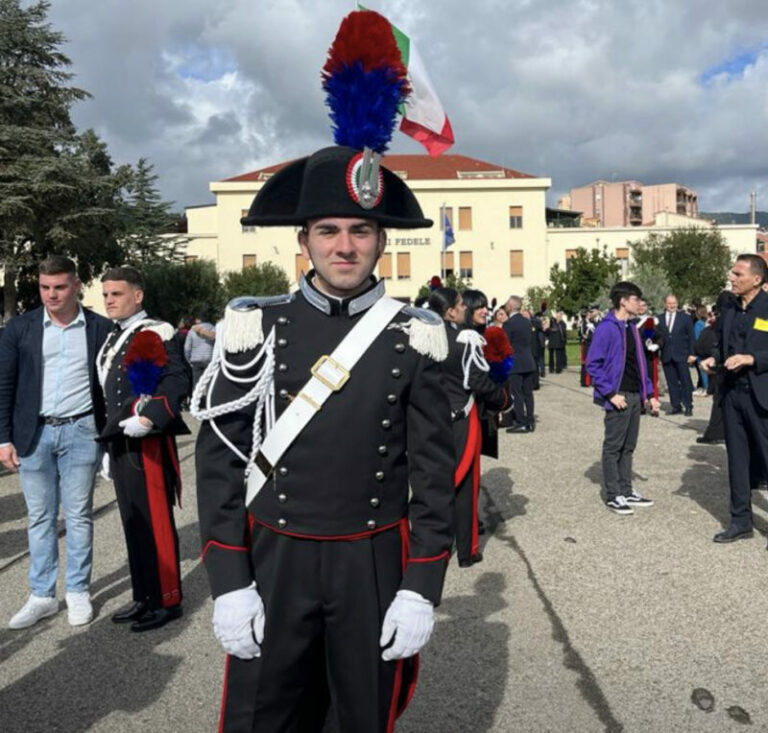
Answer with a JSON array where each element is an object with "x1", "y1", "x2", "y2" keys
[
  {"x1": 0, "y1": 306, "x2": 112, "y2": 457},
  {"x1": 657, "y1": 311, "x2": 695, "y2": 364}
]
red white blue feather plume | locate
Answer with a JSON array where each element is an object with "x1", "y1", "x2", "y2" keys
[{"x1": 322, "y1": 10, "x2": 410, "y2": 154}]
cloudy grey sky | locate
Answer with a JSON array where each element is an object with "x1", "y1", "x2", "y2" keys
[{"x1": 48, "y1": 0, "x2": 768, "y2": 213}]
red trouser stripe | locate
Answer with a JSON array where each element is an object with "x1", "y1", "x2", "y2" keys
[
  {"x1": 218, "y1": 654, "x2": 231, "y2": 733},
  {"x1": 454, "y1": 404, "x2": 481, "y2": 486},
  {"x1": 141, "y1": 436, "x2": 180, "y2": 608},
  {"x1": 470, "y1": 407, "x2": 482, "y2": 556}
]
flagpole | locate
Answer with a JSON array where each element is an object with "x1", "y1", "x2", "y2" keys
[{"x1": 440, "y1": 202, "x2": 445, "y2": 282}]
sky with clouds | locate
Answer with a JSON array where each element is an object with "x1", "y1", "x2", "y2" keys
[{"x1": 47, "y1": 0, "x2": 768, "y2": 214}]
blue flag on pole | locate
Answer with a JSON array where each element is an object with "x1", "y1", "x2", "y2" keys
[{"x1": 443, "y1": 213, "x2": 455, "y2": 250}]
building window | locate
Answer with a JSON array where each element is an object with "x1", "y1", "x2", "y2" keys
[
  {"x1": 184, "y1": 255, "x2": 198, "y2": 264},
  {"x1": 241, "y1": 209, "x2": 256, "y2": 233},
  {"x1": 509, "y1": 206, "x2": 523, "y2": 229},
  {"x1": 458, "y1": 207, "x2": 472, "y2": 231},
  {"x1": 509, "y1": 250, "x2": 523, "y2": 277},
  {"x1": 242, "y1": 254, "x2": 257, "y2": 269},
  {"x1": 396, "y1": 252, "x2": 411, "y2": 280},
  {"x1": 459, "y1": 251, "x2": 473, "y2": 279},
  {"x1": 565, "y1": 249, "x2": 577, "y2": 272},
  {"x1": 615, "y1": 247, "x2": 630, "y2": 276},
  {"x1": 378, "y1": 253, "x2": 392, "y2": 280},
  {"x1": 295, "y1": 254, "x2": 310, "y2": 282},
  {"x1": 441, "y1": 251, "x2": 454, "y2": 277}
]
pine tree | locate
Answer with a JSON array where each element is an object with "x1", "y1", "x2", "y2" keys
[{"x1": 0, "y1": 0, "x2": 123, "y2": 318}]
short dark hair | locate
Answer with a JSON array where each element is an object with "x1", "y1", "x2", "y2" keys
[
  {"x1": 39, "y1": 256, "x2": 76, "y2": 277},
  {"x1": 609, "y1": 281, "x2": 643, "y2": 310},
  {"x1": 736, "y1": 254, "x2": 768, "y2": 283},
  {"x1": 101, "y1": 266, "x2": 145, "y2": 289},
  {"x1": 427, "y1": 287, "x2": 460, "y2": 317}
]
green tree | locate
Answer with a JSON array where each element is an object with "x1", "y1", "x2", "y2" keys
[
  {"x1": 548, "y1": 248, "x2": 620, "y2": 316},
  {"x1": 525, "y1": 285, "x2": 552, "y2": 313},
  {"x1": 628, "y1": 260, "x2": 670, "y2": 313},
  {"x1": 630, "y1": 227, "x2": 731, "y2": 305},
  {"x1": 223, "y1": 262, "x2": 291, "y2": 302},
  {"x1": 142, "y1": 259, "x2": 226, "y2": 327},
  {"x1": 120, "y1": 158, "x2": 186, "y2": 265},
  {"x1": 0, "y1": 0, "x2": 110, "y2": 318},
  {"x1": 415, "y1": 272, "x2": 472, "y2": 301}
]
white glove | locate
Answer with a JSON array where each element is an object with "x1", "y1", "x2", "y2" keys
[
  {"x1": 645, "y1": 339, "x2": 660, "y2": 353},
  {"x1": 212, "y1": 582, "x2": 265, "y2": 660},
  {"x1": 118, "y1": 415, "x2": 153, "y2": 438},
  {"x1": 380, "y1": 589, "x2": 434, "y2": 661},
  {"x1": 99, "y1": 452, "x2": 111, "y2": 482}
]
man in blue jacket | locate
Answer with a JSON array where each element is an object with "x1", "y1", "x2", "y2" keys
[
  {"x1": 586, "y1": 282, "x2": 661, "y2": 515},
  {"x1": 657, "y1": 294, "x2": 696, "y2": 415},
  {"x1": 0, "y1": 256, "x2": 112, "y2": 628}
]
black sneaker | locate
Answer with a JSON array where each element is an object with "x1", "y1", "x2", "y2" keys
[
  {"x1": 625, "y1": 491, "x2": 654, "y2": 507},
  {"x1": 606, "y1": 496, "x2": 634, "y2": 515}
]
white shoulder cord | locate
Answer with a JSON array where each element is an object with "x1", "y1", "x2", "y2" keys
[
  {"x1": 456, "y1": 330, "x2": 490, "y2": 390},
  {"x1": 190, "y1": 327, "x2": 277, "y2": 468}
]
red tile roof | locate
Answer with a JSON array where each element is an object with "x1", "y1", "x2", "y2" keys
[{"x1": 223, "y1": 153, "x2": 535, "y2": 183}]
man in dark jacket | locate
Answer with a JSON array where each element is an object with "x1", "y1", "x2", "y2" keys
[
  {"x1": 0, "y1": 256, "x2": 111, "y2": 629},
  {"x1": 657, "y1": 293, "x2": 696, "y2": 415},
  {"x1": 503, "y1": 295, "x2": 536, "y2": 432},
  {"x1": 701, "y1": 255, "x2": 768, "y2": 543},
  {"x1": 546, "y1": 312, "x2": 568, "y2": 374},
  {"x1": 586, "y1": 281, "x2": 660, "y2": 515}
]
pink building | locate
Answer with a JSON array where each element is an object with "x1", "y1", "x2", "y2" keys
[{"x1": 568, "y1": 180, "x2": 698, "y2": 226}]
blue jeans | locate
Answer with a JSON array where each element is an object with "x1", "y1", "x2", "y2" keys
[{"x1": 19, "y1": 415, "x2": 102, "y2": 597}]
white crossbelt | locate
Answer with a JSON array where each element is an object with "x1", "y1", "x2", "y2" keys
[{"x1": 245, "y1": 295, "x2": 405, "y2": 506}]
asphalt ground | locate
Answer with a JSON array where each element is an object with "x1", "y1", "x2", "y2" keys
[{"x1": 2, "y1": 369, "x2": 768, "y2": 732}]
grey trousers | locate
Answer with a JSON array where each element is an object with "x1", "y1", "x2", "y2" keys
[{"x1": 601, "y1": 392, "x2": 642, "y2": 500}]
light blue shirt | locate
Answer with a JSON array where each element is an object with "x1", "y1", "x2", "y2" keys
[{"x1": 40, "y1": 306, "x2": 92, "y2": 418}]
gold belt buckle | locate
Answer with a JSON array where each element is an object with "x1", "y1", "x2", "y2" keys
[{"x1": 311, "y1": 355, "x2": 350, "y2": 391}]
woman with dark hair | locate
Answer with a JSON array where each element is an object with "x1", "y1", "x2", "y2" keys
[
  {"x1": 429, "y1": 287, "x2": 509, "y2": 567},
  {"x1": 461, "y1": 289, "x2": 489, "y2": 331}
]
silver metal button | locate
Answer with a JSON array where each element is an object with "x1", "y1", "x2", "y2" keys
[
  {"x1": 278, "y1": 338, "x2": 288, "y2": 347},
  {"x1": 278, "y1": 363, "x2": 288, "y2": 372},
  {"x1": 391, "y1": 368, "x2": 401, "y2": 378},
  {"x1": 395, "y1": 343, "x2": 406, "y2": 353},
  {"x1": 278, "y1": 467, "x2": 288, "y2": 477},
  {"x1": 278, "y1": 493, "x2": 287, "y2": 503},
  {"x1": 279, "y1": 389, "x2": 289, "y2": 399},
  {"x1": 381, "y1": 419, "x2": 391, "y2": 429},
  {"x1": 367, "y1": 520, "x2": 377, "y2": 530},
  {"x1": 378, "y1": 445, "x2": 387, "y2": 455},
  {"x1": 277, "y1": 518, "x2": 287, "y2": 528},
  {"x1": 375, "y1": 471, "x2": 384, "y2": 481},
  {"x1": 387, "y1": 394, "x2": 397, "y2": 404},
  {"x1": 277, "y1": 316, "x2": 289, "y2": 325},
  {"x1": 370, "y1": 497, "x2": 380, "y2": 508}
]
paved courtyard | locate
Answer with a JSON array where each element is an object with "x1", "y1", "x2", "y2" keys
[{"x1": 2, "y1": 369, "x2": 767, "y2": 732}]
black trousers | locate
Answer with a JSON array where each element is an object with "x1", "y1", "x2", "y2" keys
[
  {"x1": 109, "y1": 435, "x2": 181, "y2": 610},
  {"x1": 601, "y1": 392, "x2": 642, "y2": 501},
  {"x1": 453, "y1": 407, "x2": 481, "y2": 563},
  {"x1": 721, "y1": 385, "x2": 768, "y2": 529},
  {"x1": 509, "y1": 371, "x2": 535, "y2": 428},
  {"x1": 548, "y1": 348, "x2": 566, "y2": 374},
  {"x1": 220, "y1": 524, "x2": 417, "y2": 733},
  {"x1": 663, "y1": 360, "x2": 694, "y2": 410}
]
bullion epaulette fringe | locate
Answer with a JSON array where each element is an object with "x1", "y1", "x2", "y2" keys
[
  {"x1": 221, "y1": 293, "x2": 295, "y2": 353},
  {"x1": 145, "y1": 321, "x2": 175, "y2": 342},
  {"x1": 401, "y1": 306, "x2": 448, "y2": 362}
]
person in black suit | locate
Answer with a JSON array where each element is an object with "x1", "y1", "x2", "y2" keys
[
  {"x1": 546, "y1": 312, "x2": 568, "y2": 374},
  {"x1": 503, "y1": 295, "x2": 536, "y2": 432},
  {"x1": 0, "y1": 256, "x2": 112, "y2": 629},
  {"x1": 97, "y1": 266, "x2": 190, "y2": 631},
  {"x1": 657, "y1": 294, "x2": 696, "y2": 415},
  {"x1": 702, "y1": 255, "x2": 768, "y2": 543}
]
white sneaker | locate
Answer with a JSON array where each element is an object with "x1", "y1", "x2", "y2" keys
[
  {"x1": 65, "y1": 591, "x2": 93, "y2": 626},
  {"x1": 9, "y1": 594, "x2": 59, "y2": 629}
]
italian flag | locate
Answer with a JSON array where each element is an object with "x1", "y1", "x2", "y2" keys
[{"x1": 359, "y1": 5, "x2": 454, "y2": 157}]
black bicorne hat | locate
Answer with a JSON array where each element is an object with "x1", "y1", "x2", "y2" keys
[{"x1": 240, "y1": 146, "x2": 433, "y2": 230}]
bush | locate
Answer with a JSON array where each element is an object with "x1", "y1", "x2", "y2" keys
[{"x1": 222, "y1": 262, "x2": 291, "y2": 302}]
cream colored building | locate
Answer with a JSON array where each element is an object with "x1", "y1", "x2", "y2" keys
[{"x1": 82, "y1": 154, "x2": 758, "y2": 312}]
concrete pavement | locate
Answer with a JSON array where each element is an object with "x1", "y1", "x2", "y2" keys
[{"x1": 2, "y1": 370, "x2": 768, "y2": 732}]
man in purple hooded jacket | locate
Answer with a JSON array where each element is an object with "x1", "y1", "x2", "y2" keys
[{"x1": 586, "y1": 282, "x2": 661, "y2": 514}]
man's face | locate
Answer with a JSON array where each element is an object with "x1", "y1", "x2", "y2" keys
[
  {"x1": 665, "y1": 295, "x2": 678, "y2": 312},
  {"x1": 729, "y1": 260, "x2": 762, "y2": 296},
  {"x1": 298, "y1": 217, "x2": 385, "y2": 297},
  {"x1": 622, "y1": 294, "x2": 641, "y2": 317},
  {"x1": 637, "y1": 300, "x2": 647, "y2": 316},
  {"x1": 445, "y1": 295, "x2": 467, "y2": 325},
  {"x1": 102, "y1": 280, "x2": 144, "y2": 321},
  {"x1": 39, "y1": 272, "x2": 80, "y2": 318}
]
